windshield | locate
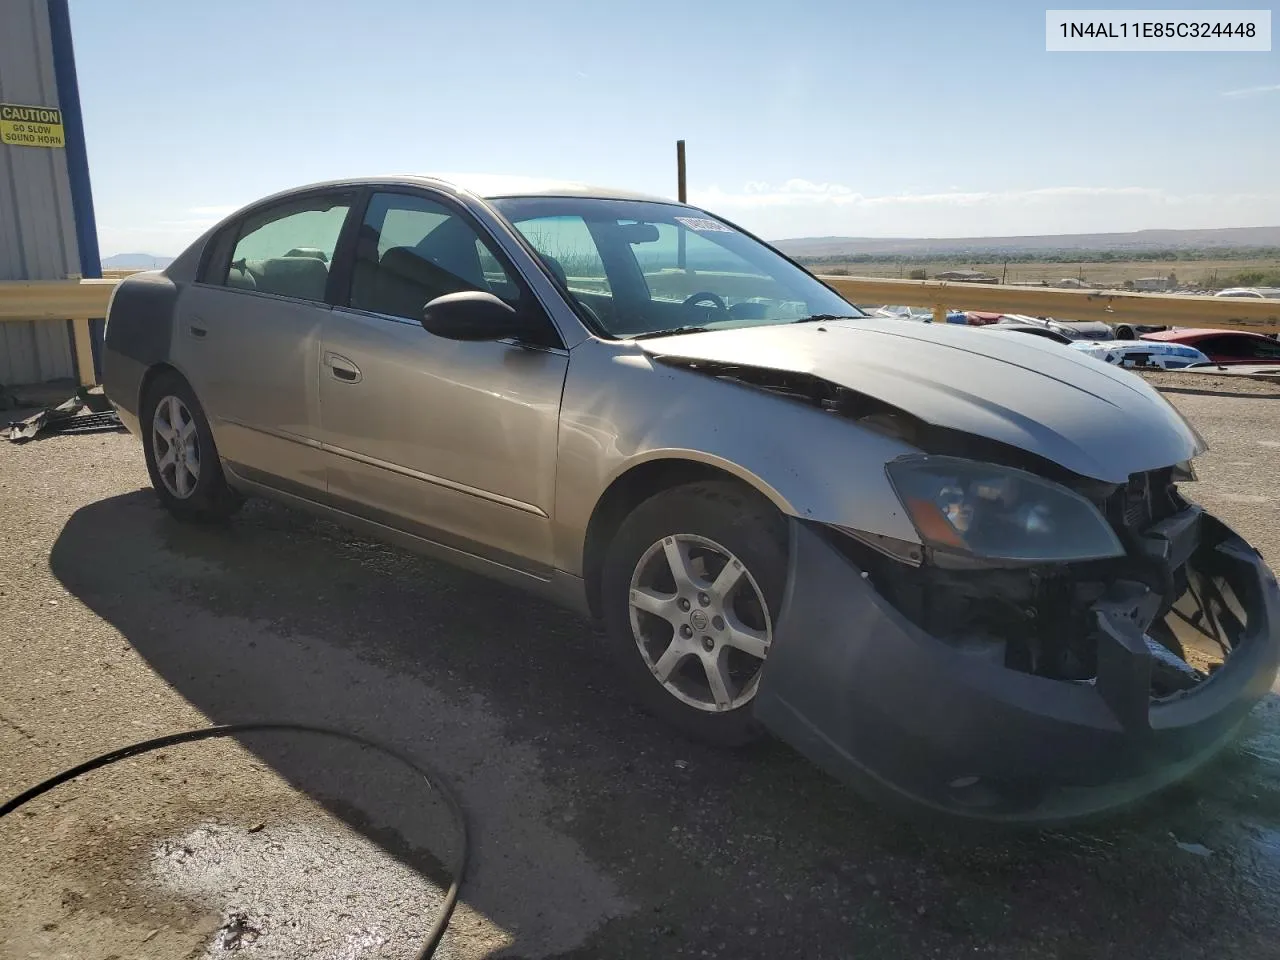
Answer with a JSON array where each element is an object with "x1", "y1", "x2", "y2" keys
[{"x1": 489, "y1": 196, "x2": 864, "y2": 338}]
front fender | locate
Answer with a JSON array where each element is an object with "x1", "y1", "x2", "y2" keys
[{"x1": 551, "y1": 338, "x2": 922, "y2": 576}]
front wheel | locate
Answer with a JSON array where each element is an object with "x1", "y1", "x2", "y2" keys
[{"x1": 600, "y1": 481, "x2": 788, "y2": 746}]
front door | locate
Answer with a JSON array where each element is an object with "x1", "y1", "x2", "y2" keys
[
  {"x1": 318, "y1": 190, "x2": 568, "y2": 573},
  {"x1": 175, "y1": 191, "x2": 354, "y2": 494}
]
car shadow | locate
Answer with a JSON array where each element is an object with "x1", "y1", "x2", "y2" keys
[{"x1": 48, "y1": 490, "x2": 1280, "y2": 959}]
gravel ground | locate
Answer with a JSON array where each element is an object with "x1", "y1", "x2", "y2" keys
[{"x1": 2, "y1": 371, "x2": 1280, "y2": 960}]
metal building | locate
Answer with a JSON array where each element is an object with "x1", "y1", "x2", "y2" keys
[{"x1": 0, "y1": 0, "x2": 100, "y2": 387}]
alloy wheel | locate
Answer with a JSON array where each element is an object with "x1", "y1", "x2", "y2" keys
[
  {"x1": 152, "y1": 394, "x2": 201, "y2": 499},
  {"x1": 627, "y1": 534, "x2": 773, "y2": 712}
]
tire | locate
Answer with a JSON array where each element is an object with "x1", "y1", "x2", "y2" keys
[
  {"x1": 1114, "y1": 325, "x2": 1135, "y2": 340},
  {"x1": 141, "y1": 370, "x2": 243, "y2": 522},
  {"x1": 600, "y1": 481, "x2": 788, "y2": 746}
]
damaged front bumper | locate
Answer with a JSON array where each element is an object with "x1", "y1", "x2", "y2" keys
[{"x1": 753, "y1": 512, "x2": 1280, "y2": 823}]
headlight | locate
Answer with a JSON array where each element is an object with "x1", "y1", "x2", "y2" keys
[{"x1": 885, "y1": 455, "x2": 1125, "y2": 563}]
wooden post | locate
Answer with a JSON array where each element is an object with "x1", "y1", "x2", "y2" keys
[
  {"x1": 676, "y1": 140, "x2": 687, "y2": 202},
  {"x1": 676, "y1": 139, "x2": 687, "y2": 269},
  {"x1": 932, "y1": 304, "x2": 948, "y2": 324},
  {"x1": 71, "y1": 316, "x2": 96, "y2": 386}
]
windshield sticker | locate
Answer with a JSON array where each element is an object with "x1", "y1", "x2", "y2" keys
[{"x1": 675, "y1": 216, "x2": 733, "y2": 233}]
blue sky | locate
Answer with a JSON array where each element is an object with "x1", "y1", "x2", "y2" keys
[{"x1": 69, "y1": 0, "x2": 1279, "y2": 254}]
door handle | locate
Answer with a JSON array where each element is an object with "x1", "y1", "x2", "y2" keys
[
  {"x1": 324, "y1": 351, "x2": 362, "y2": 383},
  {"x1": 189, "y1": 324, "x2": 207, "y2": 339}
]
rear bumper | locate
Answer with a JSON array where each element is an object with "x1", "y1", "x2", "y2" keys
[
  {"x1": 754, "y1": 515, "x2": 1280, "y2": 823},
  {"x1": 102, "y1": 347, "x2": 144, "y2": 437}
]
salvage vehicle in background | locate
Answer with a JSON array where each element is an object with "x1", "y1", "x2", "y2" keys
[
  {"x1": 1214, "y1": 286, "x2": 1280, "y2": 299},
  {"x1": 1140, "y1": 328, "x2": 1280, "y2": 366},
  {"x1": 1112, "y1": 321, "x2": 1169, "y2": 340},
  {"x1": 1070, "y1": 339, "x2": 1211, "y2": 370},
  {"x1": 102, "y1": 175, "x2": 1280, "y2": 823},
  {"x1": 997, "y1": 314, "x2": 1116, "y2": 341},
  {"x1": 959, "y1": 310, "x2": 1003, "y2": 326},
  {"x1": 995, "y1": 314, "x2": 1114, "y2": 341},
  {"x1": 864, "y1": 304, "x2": 933, "y2": 323},
  {"x1": 983, "y1": 322, "x2": 1073, "y2": 345}
]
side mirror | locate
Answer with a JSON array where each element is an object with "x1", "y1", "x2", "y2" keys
[{"x1": 421, "y1": 290, "x2": 523, "y2": 342}]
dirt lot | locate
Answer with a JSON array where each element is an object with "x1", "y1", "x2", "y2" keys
[{"x1": 2, "y1": 372, "x2": 1280, "y2": 960}]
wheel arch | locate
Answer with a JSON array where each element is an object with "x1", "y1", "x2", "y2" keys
[
  {"x1": 581, "y1": 454, "x2": 790, "y2": 619},
  {"x1": 138, "y1": 360, "x2": 186, "y2": 412}
]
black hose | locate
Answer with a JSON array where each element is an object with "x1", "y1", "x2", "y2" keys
[{"x1": 0, "y1": 722, "x2": 468, "y2": 960}]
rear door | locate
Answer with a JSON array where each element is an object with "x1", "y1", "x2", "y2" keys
[
  {"x1": 175, "y1": 191, "x2": 355, "y2": 494},
  {"x1": 318, "y1": 189, "x2": 568, "y2": 572}
]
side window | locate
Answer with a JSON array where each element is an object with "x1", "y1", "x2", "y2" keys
[
  {"x1": 378, "y1": 205, "x2": 448, "y2": 257},
  {"x1": 350, "y1": 192, "x2": 522, "y2": 321},
  {"x1": 509, "y1": 215, "x2": 612, "y2": 299},
  {"x1": 1196, "y1": 336, "x2": 1246, "y2": 357},
  {"x1": 1251, "y1": 337, "x2": 1280, "y2": 359},
  {"x1": 475, "y1": 239, "x2": 519, "y2": 301},
  {"x1": 223, "y1": 194, "x2": 351, "y2": 302}
]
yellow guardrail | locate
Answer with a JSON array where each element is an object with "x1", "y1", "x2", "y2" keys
[
  {"x1": 2, "y1": 275, "x2": 1279, "y2": 392},
  {"x1": 819, "y1": 276, "x2": 1280, "y2": 333},
  {"x1": 0, "y1": 278, "x2": 115, "y2": 387}
]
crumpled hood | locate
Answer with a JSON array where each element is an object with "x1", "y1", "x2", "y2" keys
[{"x1": 637, "y1": 318, "x2": 1205, "y2": 483}]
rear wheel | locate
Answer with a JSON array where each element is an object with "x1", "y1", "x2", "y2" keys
[
  {"x1": 601, "y1": 481, "x2": 788, "y2": 746},
  {"x1": 141, "y1": 371, "x2": 242, "y2": 522},
  {"x1": 1114, "y1": 325, "x2": 1136, "y2": 340}
]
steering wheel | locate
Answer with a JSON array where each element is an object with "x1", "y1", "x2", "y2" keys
[{"x1": 683, "y1": 291, "x2": 729, "y2": 316}]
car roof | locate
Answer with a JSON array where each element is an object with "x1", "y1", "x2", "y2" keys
[{"x1": 264, "y1": 174, "x2": 680, "y2": 205}]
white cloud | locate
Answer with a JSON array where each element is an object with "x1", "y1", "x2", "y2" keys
[
  {"x1": 689, "y1": 181, "x2": 1280, "y2": 239},
  {"x1": 1221, "y1": 83, "x2": 1280, "y2": 97}
]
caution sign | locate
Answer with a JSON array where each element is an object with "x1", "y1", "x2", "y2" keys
[{"x1": 0, "y1": 103, "x2": 65, "y2": 148}]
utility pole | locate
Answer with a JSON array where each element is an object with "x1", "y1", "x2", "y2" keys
[
  {"x1": 676, "y1": 139, "x2": 687, "y2": 203},
  {"x1": 676, "y1": 139, "x2": 687, "y2": 269}
]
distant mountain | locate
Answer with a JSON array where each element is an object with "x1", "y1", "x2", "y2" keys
[
  {"x1": 773, "y1": 226, "x2": 1280, "y2": 259},
  {"x1": 102, "y1": 252, "x2": 174, "y2": 269}
]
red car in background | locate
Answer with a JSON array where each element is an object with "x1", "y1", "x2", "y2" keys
[
  {"x1": 1140, "y1": 328, "x2": 1280, "y2": 365},
  {"x1": 962, "y1": 311, "x2": 1003, "y2": 326}
]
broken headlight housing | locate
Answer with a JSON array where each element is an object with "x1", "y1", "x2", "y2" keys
[{"x1": 886, "y1": 455, "x2": 1125, "y2": 563}]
